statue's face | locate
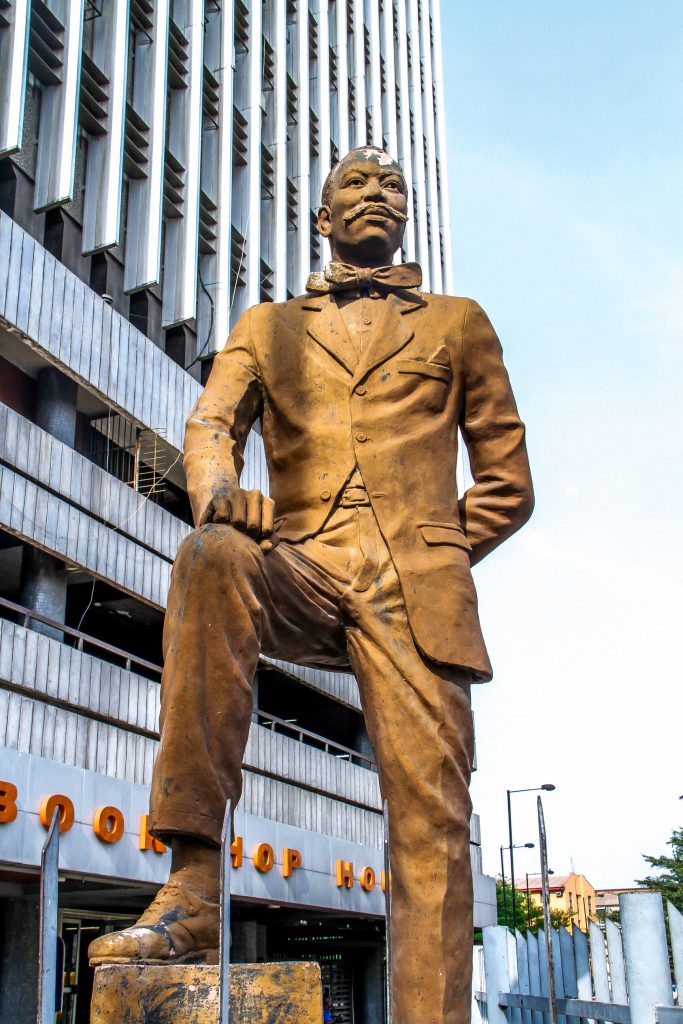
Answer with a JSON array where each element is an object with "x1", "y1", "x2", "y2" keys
[{"x1": 318, "y1": 154, "x2": 408, "y2": 266}]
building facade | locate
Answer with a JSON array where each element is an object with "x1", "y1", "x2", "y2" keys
[
  {"x1": 0, "y1": 1, "x2": 494, "y2": 1021},
  {"x1": 521, "y1": 873, "x2": 599, "y2": 932}
]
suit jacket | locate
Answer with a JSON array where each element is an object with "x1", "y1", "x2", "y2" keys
[{"x1": 184, "y1": 288, "x2": 534, "y2": 679}]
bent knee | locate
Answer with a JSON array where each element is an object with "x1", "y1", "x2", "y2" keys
[{"x1": 175, "y1": 523, "x2": 260, "y2": 573}]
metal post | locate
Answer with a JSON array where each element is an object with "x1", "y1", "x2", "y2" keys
[
  {"x1": 507, "y1": 789, "x2": 517, "y2": 933},
  {"x1": 588, "y1": 920, "x2": 610, "y2": 1003},
  {"x1": 537, "y1": 797, "x2": 557, "y2": 1024},
  {"x1": 219, "y1": 799, "x2": 232, "y2": 1024},
  {"x1": 668, "y1": 900, "x2": 683, "y2": 992},
  {"x1": 526, "y1": 872, "x2": 531, "y2": 929},
  {"x1": 37, "y1": 806, "x2": 60, "y2": 1024},
  {"x1": 482, "y1": 927, "x2": 510, "y2": 1024},
  {"x1": 500, "y1": 846, "x2": 509, "y2": 927},
  {"x1": 621, "y1": 893, "x2": 672, "y2": 1024},
  {"x1": 383, "y1": 799, "x2": 393, "y2": 1024},
  {"x1": 606, "y1": 917, "x2": 627, "y2": 1003}
]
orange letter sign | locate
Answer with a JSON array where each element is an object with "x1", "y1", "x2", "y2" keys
[
  {"x1": 253, "y1": 843, "x2": 275, "y2": 872},
  {"x1": 139, "y1": 813, "x2": 166, "y2": 853},
  {"x1": 283, "y1": 847, "x2": 302, "y2": 878},
  {"x1": 359, "y1": 866, "x2": 376, "y2": 892},
  {"x1": 39, "y1": 794, "x2": 75, "y2": 833},
  {"x1": 231, "y1": 836, "x2": 244, "y2": 868},
  {"x1": 93, "y1": 806, "x2": 125, "y2": 843},
  {"x1": 0, "y1": 781, "x2": 18, "y2": 824},
  {"x1": 336, "y1": 860, "x2": 354, "y2": 888}
]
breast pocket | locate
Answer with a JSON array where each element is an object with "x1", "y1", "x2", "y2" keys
[
  {"x1": 395, "y1": 358, "x2": 452, "y2": 412},
  {"x1": 396, "y1": 358, "x2": 452, "y2": 383}
]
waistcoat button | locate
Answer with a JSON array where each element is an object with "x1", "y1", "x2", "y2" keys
[
  {"x1": 320, "y1": 489, "x2": 331, "y2": 501},
  {"x1": 355, "y1": 432, "x2": 368, "y2": 443},
  {"x1": 355, "y1": 385, "x2": 367, "y2": 395}
]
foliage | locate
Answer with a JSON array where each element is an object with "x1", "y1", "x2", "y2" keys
[
  {"x1": 496, "y1": 879, "x2": 572, "y2": 935},
  {"x1": 636, "y1": 826, "x2": 683, "y2": 913}
]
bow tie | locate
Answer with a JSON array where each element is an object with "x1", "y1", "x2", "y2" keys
[{"x1": 305, "y1": 261, "x2": 422, "y2": 295}]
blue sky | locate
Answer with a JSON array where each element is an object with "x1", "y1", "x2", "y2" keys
[{"x1": 439, "y1": 2, "x2": 683, "y2": 886}]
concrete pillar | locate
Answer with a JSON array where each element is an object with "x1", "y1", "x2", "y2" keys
[
  {"x1": 34, "y1": 366, "x2": 78, "y2": 445},
  {"x1": 232, "y1": 920, "x2": 259, "y2": 963},
  {"x1": 19, "y1": 546, "x2": 69, "y2": 639},
  {"x1": 354, "y1": 943, "x2": 385, "y2": 1024},
  {"x1": 256, "y1": 923, "x2": 267, "y2": 962},
  {"x1": 0, "y1": 897, "x2": 40, "y2": 1024},
  {"x1": 353, "y1": 720, "x2": 374, "y2": 762},
  {"x1": 19, "y1": 367, "x2": 77, "y2": 639}
]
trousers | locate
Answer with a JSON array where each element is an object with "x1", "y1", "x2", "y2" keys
[{"x1": 150, "y1": 503, "x2": 475, "y2": 1024}]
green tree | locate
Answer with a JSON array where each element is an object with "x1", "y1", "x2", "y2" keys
[
  {"x1": 496, "y1": 880, "x2": 572, "y2": 935},
  {"x1": 637, "y1": 826, "x2": 683, "y2": 912}
]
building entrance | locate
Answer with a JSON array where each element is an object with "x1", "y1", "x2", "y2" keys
[
  {"x1": 57, "y1": 910, "x2": 137, "y2": 1024},
  {"x1": 321, "y1": 959, "x2": 355, "y2": 1024}
]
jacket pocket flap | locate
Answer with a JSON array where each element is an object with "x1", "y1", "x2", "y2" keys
[
  {"x1": 396, "y1": 358, "x2": 451, "y2": 382},
  {"x1": 419, "y1": 522, "x2": 471, "y2": 550}
]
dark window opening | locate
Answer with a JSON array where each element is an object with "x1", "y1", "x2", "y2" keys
[
  {"x1": 44, "y1": 208, "x2": 64, "y2": 259},
  {"x1": 128, "y1": 289, "x2": 149, "y2": 334},
  {"x1": 89, "y1": 252, "x2": 108, "y2": 296},
  {"x1": 165, "y1": 325, "x2": 188, "y2": 368},
  {"x1": 0, "y1": 159, "x2": 17, "y2": 217},
  {"x1": 0, "y1": 532, "x2": 164, "y2": 680},
  {"x1": 66, "y1": 578, "x2": 164, "y2": 674},
  {"x1": 256, "y1": 667, "x2": 374, "y2": 767}
]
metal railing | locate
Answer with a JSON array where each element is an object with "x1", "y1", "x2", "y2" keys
[
  {"x1": 0, "y1": 595, "x2": 162, "y2": 679},
  {"x1": 253, "y1": 709, "x2": 376, "y2": 769},
  {"x1": 0, "y1": 596, "x2": 376, "y2": 770}
]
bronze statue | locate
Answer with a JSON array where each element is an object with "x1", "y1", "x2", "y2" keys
[{"x1": 89, "y1": 147, "x2": 533, "y2": 1024}]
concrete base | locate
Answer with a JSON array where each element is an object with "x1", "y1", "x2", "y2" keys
[{"x1": 90, "y1": 961, "x2": 322, "y2": 1023}]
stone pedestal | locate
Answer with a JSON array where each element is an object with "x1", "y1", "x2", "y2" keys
[{"x1": 90, "y1": 961, "x2": 322, "y2": 1023}]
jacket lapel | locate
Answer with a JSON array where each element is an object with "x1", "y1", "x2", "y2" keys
[
  {"x1": 305, "y1": 294, "x2": 356, "y2": 376},
  {"x1": 351, "y1": 291, "x2": 417, "y2": 386}
]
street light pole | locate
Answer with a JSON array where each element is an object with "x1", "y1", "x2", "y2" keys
[
  {"x1": 507, "y1": 790, "x2": 516, "y2": 932},
  {"x1": 499, "y1": 845, "x2": 509, "y2": 927},
  {"x1": 500, "y1": 843, "x2": 534, "y2": 931},
  {"x1": 507, "y1": 783, "x2": 556, "y2": 934}
]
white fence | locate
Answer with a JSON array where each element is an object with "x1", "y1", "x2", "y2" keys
[{"x1": 475, "y1": 892, "x2": 683, "y2": 1024}]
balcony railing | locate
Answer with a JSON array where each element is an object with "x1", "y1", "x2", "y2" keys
[
  {"x1": 254, "y1": 709, "x2": 376, "y2": 770},
  {"x1": 0, "y1": 595, "x2": 162, "y2": 680},
  {"x1": 0, "y1": 596, "x2": 376, "y2": 770}
]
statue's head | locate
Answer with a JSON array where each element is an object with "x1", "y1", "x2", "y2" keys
[{"x1": 317, "y1": 147, "x2": 409, "y2": 267}]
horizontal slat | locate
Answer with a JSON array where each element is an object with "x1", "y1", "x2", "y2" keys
[
  {"x1": 0, "y1": 618, "x2": 160, "y2": 735},
  {"x1": 0, "y1": 212, "x2": 201, "y2": 452},
  {"x1": 0, "y1": 462, "x2": 170, "y2": 608},
  {"x1": 656, "y1": 1011, "x2": 683, "y2": 1024},
  {"x1": 0, "y1": 402, "x2": 191, "y2": 561},
  {"x1": 495, "y1": 992, "x2": 632, "y2": 1024},
  {"x1": 1, "y1": 689, "x2": 385, "y2": 845}
]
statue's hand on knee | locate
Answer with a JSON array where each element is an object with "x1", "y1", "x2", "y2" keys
[{"x1": 199, "y1": 486, "x2": 277, "y2": 551}]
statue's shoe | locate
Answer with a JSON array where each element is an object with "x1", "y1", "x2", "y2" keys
[{"x1": 88, "y1": 880, "x2": 220, "y2": 966}]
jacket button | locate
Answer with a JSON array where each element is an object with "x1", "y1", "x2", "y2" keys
[
  {"x1": 320, "y1": 489, "x2": 331, "y2": 501},
  {"x1": 355, "y1": 432, "x2": 368, "y2": 443},
  {"x1": 355, "y1": 385, "x2": 367, "y2": 395}
]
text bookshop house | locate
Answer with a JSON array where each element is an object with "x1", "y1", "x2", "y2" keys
[{"x1": 0, "y1": 0, "x2": 496, "y2": 1020}]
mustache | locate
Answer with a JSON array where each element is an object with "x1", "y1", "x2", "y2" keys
[{"x1": 342, "y1": 201, "x2": 409, "y2": 225}]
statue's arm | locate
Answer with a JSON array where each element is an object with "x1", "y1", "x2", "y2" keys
[
  {"x1": 184, "y1": 307, "x2": 267, "y2": 530},
  {"x1": 458, "y1": 299, "x2": 534, "y2": 566}
]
